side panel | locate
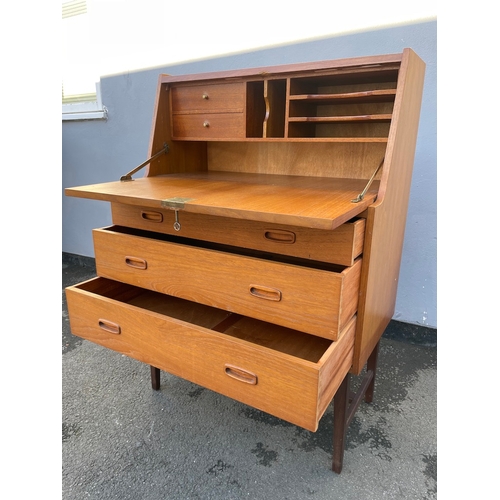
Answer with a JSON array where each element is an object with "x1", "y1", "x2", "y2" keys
[{"x1": 352, "y1": 49, "x2": 426, "y2": 373}]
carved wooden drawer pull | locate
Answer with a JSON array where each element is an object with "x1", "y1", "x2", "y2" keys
[
  {"x1": 264, "y1": 229, "x2": 296, "y2": 244},
  {"x1": 98, "y1": 319, "x2": 121, "y2": 335},
  {"x1": 249, "y1": 284, "x2": 282, "y2": 302},
  {"x1": 125, "y1": 256, "x2": 147, "y2": 270},
  {"x1": 224, "y1": 364, "x2": 258, "y2": 385},
  {"x1": 140, "y1": 210, "x2": 163, "y2": 223}
]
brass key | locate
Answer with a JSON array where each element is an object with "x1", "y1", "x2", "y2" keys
[{"x1": 173, "y1": 210, "x2": 181, "y2": 231}]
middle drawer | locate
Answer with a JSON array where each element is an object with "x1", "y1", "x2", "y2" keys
[{"x1": 93, "y1": 226, "x2": 362, "y2": 341}]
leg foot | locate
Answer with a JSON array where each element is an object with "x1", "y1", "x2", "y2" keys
[
  {"x1": 332, "y1": 373, "x2": 350, "y2": 473},
  {"x1": 151, "y1": 366, "x2": 160, "y2": 390},
  {"x1": 365, "y1": 341, "x2": 380, "y2": 403}
]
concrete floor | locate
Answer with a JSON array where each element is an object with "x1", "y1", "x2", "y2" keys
[{"x1": 62, "y1": 253, "x2": 437, "y2": 500}]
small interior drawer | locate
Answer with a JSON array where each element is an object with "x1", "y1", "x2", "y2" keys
[
  {"x1": 171, "y1": 82, "x2": 246, "y2": 114},
  {"x1": 111, "y1": 203, "x2": 365, "y2": 266},
  {"x1": 65, "y1": 277, "x2": 356, "y2": 431},
  {"x1": 93, "y1": 225, "x2": 362, "y2": 340},
  {"x1": 172, "y1": 113, "x2": 245, "y2": 140}
]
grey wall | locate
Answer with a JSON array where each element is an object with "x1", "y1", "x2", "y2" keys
[{"x1": 62, "y1": 19, "x2": 437, "y2": 328}]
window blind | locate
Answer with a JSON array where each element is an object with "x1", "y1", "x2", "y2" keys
[{"x1": 62, "y1": 0, "x2": 97, "y2": 104}]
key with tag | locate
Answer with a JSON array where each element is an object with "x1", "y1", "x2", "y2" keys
[{"x1": 173, "y1": 210, "x2": 181, "y2": 231}]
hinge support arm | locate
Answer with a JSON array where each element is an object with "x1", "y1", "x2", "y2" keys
[
  {"x1": 120, "y1": 143, "x2": 169, "y2": 181},
  {"x1": 351, "y1": 158, "x2": 384, "y2": 203}
]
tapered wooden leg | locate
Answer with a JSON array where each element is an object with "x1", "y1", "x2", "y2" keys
[
  {"x1": 151, "y1": 366, "x2": 160, "y2": 390},
  {"x1": 332, "y1": 341, "x2": 381, "y2": 473},
  {"x1": 332, "y1": 373, "x2": 350, "y2": 474},
  {"x1": 365, "y1": 341, "x2": 380, "y2": 403}
]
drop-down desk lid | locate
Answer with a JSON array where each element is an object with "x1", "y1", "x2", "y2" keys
[{"x1": 65, "y1": 171, "x2": 378, "y2": 231}]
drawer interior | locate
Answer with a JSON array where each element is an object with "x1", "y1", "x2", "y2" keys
[{"x1": 76, "y1": 277, "x2": 333, "y2": 363}]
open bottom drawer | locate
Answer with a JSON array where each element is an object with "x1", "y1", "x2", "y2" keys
[{"x1": 66, "y1": 277, "x2": 355, "y2": 432}]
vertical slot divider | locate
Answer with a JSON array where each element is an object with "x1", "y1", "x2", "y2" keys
[
  {"x1": 284, "y1": 78, "x2": 291, "y2": 138},
  {"x1": 263, "y1": 79, "x2": 287, "y2": 138},
  {"x1": 263, "y1": 80, "x2": 270, "y2": 138}
]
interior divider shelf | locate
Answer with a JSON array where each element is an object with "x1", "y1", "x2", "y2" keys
[
  {"x1": 288, "y1": 115, "x2": 393, "y2": 122},
  {"x1": 288, "y1": 89, "x2": 397, "y2": 103}
]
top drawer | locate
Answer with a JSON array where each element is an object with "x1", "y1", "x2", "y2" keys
[
  {"x1": 171, "y1": 82, "x2": 246, "y2": 114},
  {"x1": 111, "y1": 203, "x2": 365, "y2": 266}
]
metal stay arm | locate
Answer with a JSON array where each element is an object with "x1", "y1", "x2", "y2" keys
[
  {"x1": 120, "y1": 143, "x2": 169, "y2": 181},
  {"x1": 351, "y1": 158, "x2": 384, "y2": 203}
]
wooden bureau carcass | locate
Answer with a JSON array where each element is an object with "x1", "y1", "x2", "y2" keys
[{"x1": 65, "y1": 48, "x2": 425, "y2": 473}]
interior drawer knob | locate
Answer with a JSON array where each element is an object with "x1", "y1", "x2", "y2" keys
[
  {"x1": 202, "y1": 93, "x2": 209, "y2": 99},
  {"x1": 203, "y1": 120, "x2": 210, "y2": 128},
  {"x1": 224, "y1": 364, "x2": 258, "y2": 385},
  {"x1": 249, "y1": 285, "x2": 282, "y2": 302}
]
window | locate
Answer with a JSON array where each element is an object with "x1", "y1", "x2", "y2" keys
[{"x1": 62, "y1": 0, "x2": 107, "y2": 120}]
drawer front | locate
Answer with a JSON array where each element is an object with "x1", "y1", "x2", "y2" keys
[
  {"x1": 65, "y1": 277, "x2": 356, "y2": 431},
  {"x1": 93, "y1": 226, "x2": 362, "y2": 340},
  {"x1": 172, "y1": 113, "x2": 245, "y2": 139},
  {"x1": 111, "y1": 203, "x2": 365, "y2": 266},
  {"x1": 171, "y1": 82, "x2": 245, "y2": 114}
]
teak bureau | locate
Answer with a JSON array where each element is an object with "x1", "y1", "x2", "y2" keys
[{"x1": 65, "y1": 49, "x2": 425, "y2": 473}]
